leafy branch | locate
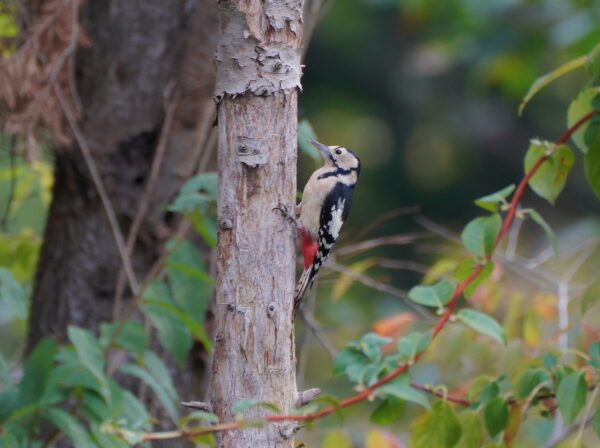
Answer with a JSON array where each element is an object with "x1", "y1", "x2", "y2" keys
[{"x1": 127, "y1": 108, "x2": 598, "y2": 442}]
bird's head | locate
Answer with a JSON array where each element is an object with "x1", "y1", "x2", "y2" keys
[{"x1": 310, "y1": 140, "x2": 361, "y2": 174}]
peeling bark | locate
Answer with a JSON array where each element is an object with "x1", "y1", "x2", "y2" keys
[{"x1": 209, "y1": 1, "x2": 304, "y2": 446}]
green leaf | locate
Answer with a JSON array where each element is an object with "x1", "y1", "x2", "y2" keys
[
  {"x1": 581, "y1": 277, "x2": 600, "y2": 315},
  {"x1": 478, "y1": 380, "x2": 501, "y2": 404},
  {"x1": 593, "y1": 407, "x2": 600, "y2": 437},
  {"x1": 81, "y1": 390, "x2": 112, "y2": 423},
  {"x1": 0, "y1": 433, "x2": 22, "y2": 448},
  {"x1": 408, "y1": 279, "x2": 457, "y2": 308},
  {"x1": 515, "y1": 369, "x2": 551, "y2": 399},
  {"x1": 143, "y1": 351, "x2": 177, "y2": 402},
  {"x1": 583, "y1": 108, "x2": 600, "y2": 154},
  {"x1": 121, "y1": 390, "x2": 151, "y2": 429},
  {"x1": 0, "y1": 268, "x2": 27, "y2": 320},
  {"x1": 484, "y1": 397, "x2": 508, "y2": 437},
  {"x1": 16, "y1": 338, "x2": 56, "y2": 408},
  {"x1": 474, "y1": 185, "x2": 515, "y2": 212},
  {"x1": 543, "y1": 352, "x2": 558, "y2": 369},
  {"x1": 0, "y1": 349, "x2": 12, "y2": 388},
  {"x1": 524, "y1": 141, "x2": 574, "y2": 204},
  {"x1": 333, "y1": 347, "x2": 368, "y2": 376},
  {"x1": 409, "y1": 400, "x2": 461, "y2": 448},
  {"x1": 350, "y1": 363, "x2": 384, "y2": 387},
  {"x1": 232, "y1": 399, "x2": 280, "y2": 416},
  {"x1": 456, "y1": 308, "x2": 506, "y2": 344},
  {"x1": 321, "y1": 430, "x2": 353, "y2": 448},
  {"x1": 454, "y1": 259, "x2": 494, "y2": 297},
  {"x1": 190, "y1": 433, "x2": 216, "y2": 447},
  {"x1": 370, "y1": 396, "x2": 405, "y2": 425},
  {"x1": 519, "y1": 55, "x2": 587, "y2": 115},
  {"x1": 525, "y1": 209, "x2": 557, "y2": 253},
  {"x1": 168, "y1": 172, "x2": 217, "y2": 213},
  {"x1": 90, "y1": 424, "x2": 129, "y2": 448},
  {"x1": 461, "y1": 214, "x2": 501, "y2": 257},
  {"x1": 42, "y1": 408, "x2": 96, "y2": 448},
  {"x1": 589, "y1": 341, "x2": 600, "y2": 360},
  {"x1": 144, "y1": 298, "x2": 212, "y2": 351},
  {"x1": 119, "y1": 363, "x2": 178, "y2": 423},
  {"x1": 68, "y1": 327, "x2": 109, "y2": 399},
  {"x1": 375, "y1": 374, "x2": 430, "y2": 410},
  {"x1": 359, "y1": 332, "x2": 391, "y2": 362},
  {"x1": 556, "y1": 371, "x2": 587, "y2": 423},
  {"x1": 454, "y1": 410, "x2": 484, "y2": 448},
  {"x1": 585, "y1": 142, "x2": 600, "y2": 199},
  {"x1": 567, "y1": 87, "x2": 598, "y2": 153},
  {"x1": 397, "y1": 331, "x2": 432, "y2": 360},
  {"x1": 0, "y1": 8, "x2": 19, "y2": 39},
  {"x1": 166, "y1": 240, "x2": 211, "y2": 319},
  {"x1": 142, "y1": 281, "x2": 193, "y2": 365},
  {"x1": 99, "y1": 320, "x2": 148, "y2": 356},
  {"x1": 298, "y1": 120, "x2": 321, "y2": 162}
]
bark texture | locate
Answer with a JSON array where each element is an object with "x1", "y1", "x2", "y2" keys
[{"x1": 210, "y1": 1, "x2": 304, "y2": 446}]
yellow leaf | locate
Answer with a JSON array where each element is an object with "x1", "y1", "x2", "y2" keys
[
  {"x1": 503, "y1": 404, "x2": 522, "y2": 444},
  {"x1": 422, "y1": 258, "x2": 459, "y2": 285},
  {"x1": 374, "y1": 312, "x2": 416, "y2": 338},
  {"x1": 366, "y1": 430, "x2": 403, "y2": 448},
  {"x1": 321, "y1": 430, "x2": 352, "y2": 448},
  {"x1": 532, "y1": 293, "x2": 557, "y2": 318},
  {"x1": 523, "y1": 312, "x2": 540, "y2": 348},
  {"x1": 331, "y1": 258, "x2": 376, "y2": 301},
  {"x1": 519, "y1": 55, "x2": 587, "y2": 115}
]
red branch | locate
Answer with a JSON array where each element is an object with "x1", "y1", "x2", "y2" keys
[{"x1": 160, "y1": 109, "x2": 599, "y2": 441}]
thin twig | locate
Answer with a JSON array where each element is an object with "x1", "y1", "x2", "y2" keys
[
  {"x1": 299, "y1": 308, "x2": 337, "y2": 360},
  {"x1": 505, "y1": 213, "x2": 523, "y2": 259},
  {"x1": 53, "y1": 84, "x2": 140, "y2": 297},
  {"x1": 415, "y1": 215, "x2": 462, "y2": 244},
  {"x1": 336, "y1": 232, "x2": 429, "y2": 258},
  {"x1": 373, "y1": 258, "x2": 431, "y2": 275},
  {"x1": 327, "y1": 262, "x2": 433, "y2": 320},
  {"x1": 112, "y1": 84, "x2": 179, "y2": 318},
  {"x1": 193, "y1": 100, "x2": 217, "y2": 174},
  {"x1": 410, "y1": 382, "x2": 471, "y2": 406},
  {"x1": 352, "y1": 206, "x2": 420, "y2": 241}
]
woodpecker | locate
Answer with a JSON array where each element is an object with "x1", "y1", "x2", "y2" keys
[{"x1": 293, "y1": 140, "x2": 361, "y2": 309}]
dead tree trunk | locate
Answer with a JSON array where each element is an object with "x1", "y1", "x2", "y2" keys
[{"x1": 209, "y1": 1, "x2": 304, "y2": 446}]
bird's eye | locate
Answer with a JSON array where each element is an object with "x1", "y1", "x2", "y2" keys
[{"x1": 335, "y1": 148, "x2": 342, "y2": 155}]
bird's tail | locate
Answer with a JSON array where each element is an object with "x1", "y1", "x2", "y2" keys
[{"x1": 293, "y1": 266, "x2": 316, "y2": 311}]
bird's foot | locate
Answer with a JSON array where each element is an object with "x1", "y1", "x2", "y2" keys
[{"x1": 273, "y1": 203, "x2": 300, "y2": 227}]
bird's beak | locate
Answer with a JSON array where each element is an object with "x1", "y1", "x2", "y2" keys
[{"x1": 310, "y1": 140, "x2": 330, "y2": 157}]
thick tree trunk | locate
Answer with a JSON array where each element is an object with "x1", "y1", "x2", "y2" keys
[
  {"x1": 209, "y1": 1, "x2": 304, "y2": 447},
  {"x1": 25, "y1": 0, "x2": 217, "y2": 422}
]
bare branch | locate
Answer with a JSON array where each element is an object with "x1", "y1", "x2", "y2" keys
[{"x1": 336, "y1": 232, "x2": 429, "y2": 258}]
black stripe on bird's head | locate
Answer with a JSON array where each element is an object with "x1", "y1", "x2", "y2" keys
[{"x1": 310, "y1": 140, "x2": 361, "y2": 175}]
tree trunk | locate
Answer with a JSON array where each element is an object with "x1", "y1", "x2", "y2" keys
[
  {"x1": 25, "y1": 0, "x2": 217, "y2": 419},
  {"x1": 209, "y1": 1, "x2": 304, "y2": 447}
]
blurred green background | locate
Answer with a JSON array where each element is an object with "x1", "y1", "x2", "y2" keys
[{"x1": 295, "y1": 0, "x2": 600, "y2": 445}]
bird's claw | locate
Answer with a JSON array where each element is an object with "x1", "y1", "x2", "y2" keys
[{"x1": 273, "y1": 203, "x2": 299, "y2": 226}]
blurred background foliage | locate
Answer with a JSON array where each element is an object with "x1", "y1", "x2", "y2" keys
[
  {"x1": 297, "y1": 0, "x2": 600, "y2": 445},
  {"x1": 1, "y1": 0, "x2": 600, "y2": 446}
]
